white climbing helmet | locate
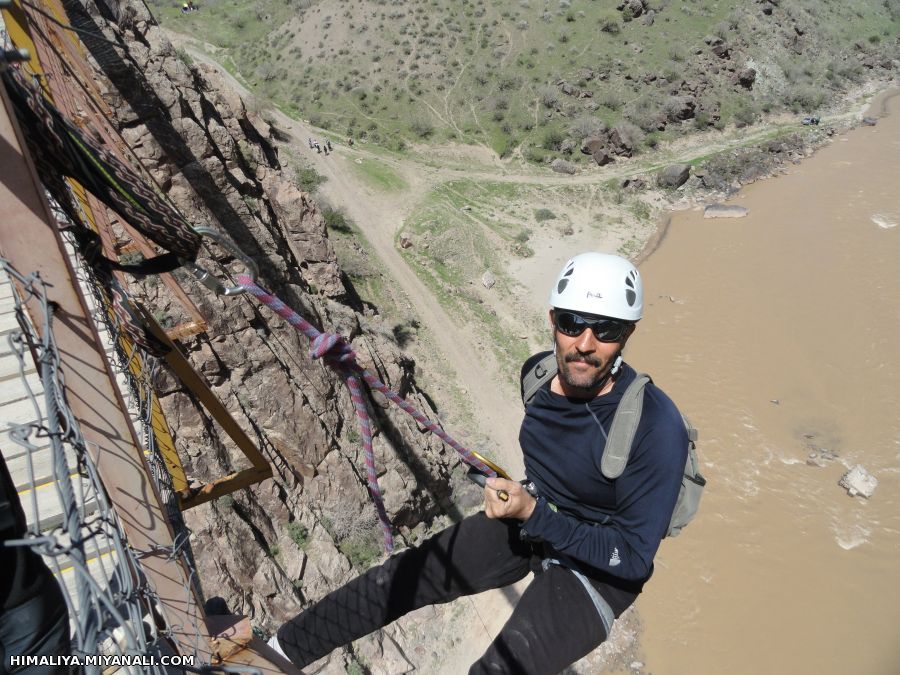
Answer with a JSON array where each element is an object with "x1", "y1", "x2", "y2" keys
[{"x1": 548, "y1": 252, "x2": 643, "y2": 321}]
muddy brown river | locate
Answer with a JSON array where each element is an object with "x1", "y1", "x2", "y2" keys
[{"x1": 626, "y1": 90, "x2": 900, "y2": 674}]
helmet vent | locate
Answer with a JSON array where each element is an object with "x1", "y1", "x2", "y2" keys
[
  {"x1": 626, "y1": 289, "x2": 636, "y2": 306},
  {"x1": 557, "y1": 279, "x2": 569, "y2": 294}
]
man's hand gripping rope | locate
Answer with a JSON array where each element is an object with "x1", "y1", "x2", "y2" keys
[{"x1": 236, "y1": 275, "x2": 498, "y2": 553}]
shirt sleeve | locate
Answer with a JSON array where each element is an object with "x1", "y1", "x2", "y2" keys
[{"x1": 520, "y1": 400, "x2": 688, "y2": 581}]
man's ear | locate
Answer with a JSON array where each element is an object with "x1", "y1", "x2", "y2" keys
[
  {"x1": 548, "y1": 309, "x2": 556, "y2": 329},
  {"x1": 621, "y1": 323, "x2": 637, "y2": 346}
]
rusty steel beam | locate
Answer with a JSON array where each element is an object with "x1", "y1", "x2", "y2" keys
[{"x1": 0, "y1": 74, "x2": 211, "y2": 662}]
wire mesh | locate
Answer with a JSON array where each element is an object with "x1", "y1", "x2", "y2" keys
[{"x1": 0, "y1": 258, "x2": 200, "y2": 673}]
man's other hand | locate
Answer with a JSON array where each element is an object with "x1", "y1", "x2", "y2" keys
[{"x1": 484, "y1": 477, "x2": 536, "y2": 521}]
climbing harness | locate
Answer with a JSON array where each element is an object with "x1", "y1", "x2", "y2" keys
[{"x1": 237, "y1": 275, "x2": 497, "y2": 552}]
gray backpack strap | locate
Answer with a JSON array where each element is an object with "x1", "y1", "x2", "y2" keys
[
  {"x1": 601, "y1": 373, "x2": 650, "y2": 479},
  {"x1": 522, "y1": 353, "x2": 558, "y2": 406}
]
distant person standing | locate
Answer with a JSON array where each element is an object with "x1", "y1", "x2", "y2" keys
[
  {"x1": 308, "y1": 137, "x2": 314, "y2": 150},
  {"x1": 314, "y1": 141, "x2": 321, "y2": 154},
  {"x1": 326, "y1": 139, "x2": 333, "y2": 152}
]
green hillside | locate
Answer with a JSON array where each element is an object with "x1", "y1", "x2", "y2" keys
[{"x1": 154, "y1": 0, "x2": 897, "y2": 160}]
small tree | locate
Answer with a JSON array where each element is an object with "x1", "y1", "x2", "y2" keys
[{"x1": 410, "y1": 115, "x2": 435, "y2": 138}]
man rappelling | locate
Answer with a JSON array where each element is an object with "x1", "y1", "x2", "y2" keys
[{"x1": 268, "y1": 252, "x2": 695, "y2": 674}]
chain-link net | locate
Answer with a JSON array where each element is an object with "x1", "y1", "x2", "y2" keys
[{"x1": 0, "y1": 258, "x2": 217, "y2": 673}]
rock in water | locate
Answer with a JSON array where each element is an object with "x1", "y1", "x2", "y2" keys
[
  {"x1": 704, "y1": 204, "x2": 749, "y2": 218},
  {"x1": 839, "y1": 465, "x2": 877, "y2": 498},
  {"x1": 871, "y1": 213, "x2": 897, "y2": 229}
]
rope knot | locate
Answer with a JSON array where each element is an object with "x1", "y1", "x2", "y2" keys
[{"x1": 310, "y1": 332, "x2": 356, "y2": 366}]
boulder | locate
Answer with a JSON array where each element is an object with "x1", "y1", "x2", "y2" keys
[
  {"x1": 657, "y1": 164, "x2": 691, "y2": 189},
  {"x1": 581, "y1": 136, "x2": 606, "y2": 155},
  {"x1": 839, "y1": 465, "x2": 877, "y2": 498},
  {"x1": 399, "y1": 233, "x2": 413, "y2": 248},
  {"x1": 481, "y1": 271, "x2": 496, "y2": 289},
  {"x1": 550, "y1": 159, "x2": 578, "y2": 175},
  {"x1": 861, "y1": 116, "x2": 878, "y2": 126},
  {"x1": 607, "y1": 127, "x2": 636, "y2": 157},
  {"x1": 703, "y1": 204, "x2": 749, "y2": 218},
  {"x1": 735, "y1": 67, "x2": 757, "y2": 89},
  {"x1": 620, "y1": 176, "x2": 647, "y2": 190},
  {"x1": 624, "y1": 0, "x2": 645, "y2": 18},
  {"x1": 665, "y1": 96, "x2": 696, "y2": 122},
  {"x1": 592, "y1": 150, "x2": 614, "y2": 166}
]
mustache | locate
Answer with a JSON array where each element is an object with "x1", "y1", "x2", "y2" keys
[{"x1": 564, "y1": 353, "x2": 602, "y2": 367}]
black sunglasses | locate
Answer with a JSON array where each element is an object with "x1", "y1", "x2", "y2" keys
[{"x1": 553, "y1": 310, "x2": 632, "y2": 342}]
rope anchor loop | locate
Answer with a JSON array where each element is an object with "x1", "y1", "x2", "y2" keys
[{"x1": 184, "y1": 227, "x2": 259, "y2": 296}]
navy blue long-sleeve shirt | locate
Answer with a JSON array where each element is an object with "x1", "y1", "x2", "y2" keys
[{"x1": 519, "y1": 354, "x2": 687, "y2": 589}]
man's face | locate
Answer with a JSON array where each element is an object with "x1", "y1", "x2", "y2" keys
[{"x1": 550, "y1": 310, "x2": 634, "y2": 394}]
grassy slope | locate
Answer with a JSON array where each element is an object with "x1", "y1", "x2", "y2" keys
[{"x1": 151, "y1": 0, "x2": 897, "y2": 159}]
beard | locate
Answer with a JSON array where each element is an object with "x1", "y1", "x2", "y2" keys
[{"x1": 555, "y1": 349, "x2": 610, "y2": 392}]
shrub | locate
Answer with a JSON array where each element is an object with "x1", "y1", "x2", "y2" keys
[
  {"x1": 625, "y1": 94, "x2": 664, "y2": 133},
  {"x1": 785, "y1": 84, "x2": 825, "y2": 112},
  {"x1": 286, "y1": 522, "x2": 310, "y2": 549},
  {"x1": 216, "y1": 495, "x2": 235, "y2": 510},
  {"x1": 410, "y1": 115, "x2": 435, "y2": 138},
  {"x1": 612, "y1": 120, "x2": 645, "y2": 150},
  {"x1": 599, "y1": 15, "x2": 620, "y2": 34},
  {"x1": 538, "y1": 85, "x2": 560, "y2": 109},
  {"x1": 524, "y1": 145, "x2": 546, "y2": 163},
  {"x1": 296, "y1": 167, "x2": 326, "y2": 193},
  {"x1": 541, "y1": 128, "x2": 565, "y2": 150},
  {"x1": 569, "y1": 115, "x2": 607, "y2": 139},
  {"x1": 597, "y1": 90, "x2": 623, "y2": 111},
  {"x1": 323, "y1": 207, "x2": 353, "y2": 233},
  {"x1": 733, "y1": 102, "x2": 758, "y2": 128},
  {"x1": 534, "y1": 208, "x2": 556, "y2": 221},
  {"x1": 339, "y1": 531, "x2": 381, "y2": 568}
]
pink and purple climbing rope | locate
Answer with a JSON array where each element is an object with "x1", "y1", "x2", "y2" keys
[{"x1": 237, "y1": 276, "x2": 496, "y2": 553}]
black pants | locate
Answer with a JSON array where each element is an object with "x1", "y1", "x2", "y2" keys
[
  {"x1": 277, "y1": 512, "x2": 638, "y2": 674},
  {"x1": 0, "y1": 554, "x2": 71, "y2": 674}
]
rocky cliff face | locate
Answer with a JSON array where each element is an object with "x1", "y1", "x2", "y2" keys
[{"x1": 74, "y1": 0, "x2": 465, "y2": 658}]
